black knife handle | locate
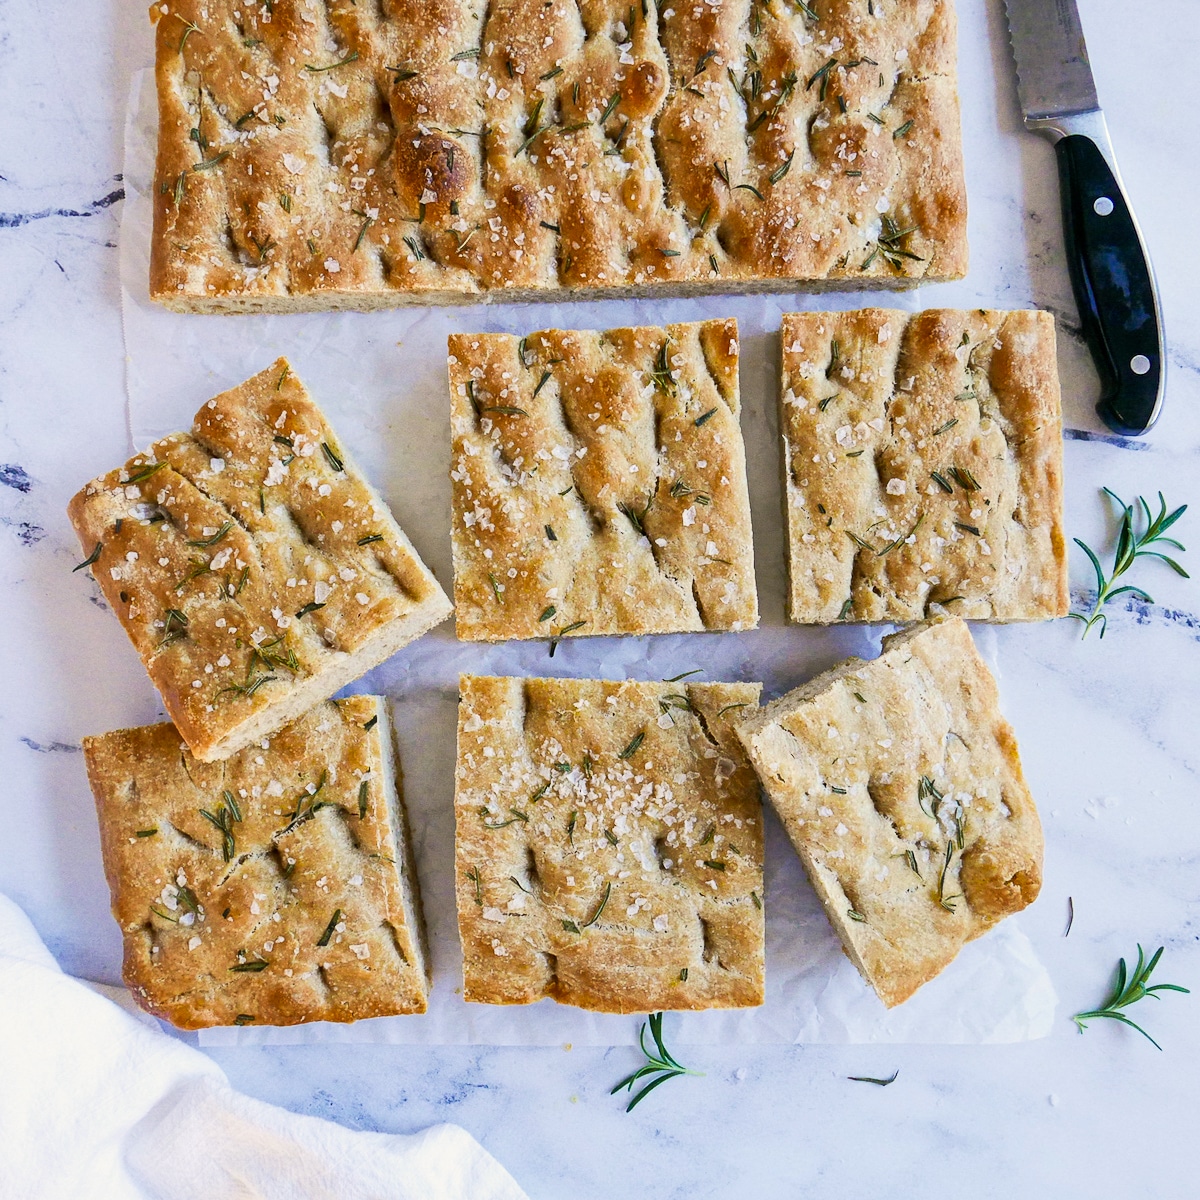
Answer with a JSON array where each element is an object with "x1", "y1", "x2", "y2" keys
[{"x1": 1055, "y1": 134, "x2": 1163, "y2": 435}]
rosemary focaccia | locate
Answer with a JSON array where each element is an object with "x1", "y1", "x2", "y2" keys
[
  {"x1": 779, "y1": 308, "x2": 1067, "y2": 623},
  {"x1": 67, "y1": 358, "x2": 451, "y2": 763},
  {"x1": 449, "y1": 319, "x2": 757, "y2": 642},
  {"x1": 455, "y1": 674, "x2": 765, "y2": 1012},
  {"x1": 735, "y1": 617, "x2": 1043, "y2": 1008},
  {"x1": 83, "y1": 696, "x2": 428, "y2": 1029},
  {"x1": 148, "y1": 0, "x2": 966, "y2": 313}
]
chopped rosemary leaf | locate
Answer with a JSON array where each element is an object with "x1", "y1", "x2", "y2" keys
[
  {"x1": 932, "y1": 418, "x2": 958, "y2": 436},
  {"x1": 539, "y1": 605, "x2": 557, "y2": 622},
  {"x1": 229, "y1": 959, "x2": 269, "y2": 973},
  {"x1": 545, "y1": 525, "x2": 557, "y2": 541},
  {"x1": 305, "y1": 52, "x2": 359, "y2": 72},
  {"x1": 73, "y1": 542, "x2": 103, "y2": 572},
  {"x1": 716, "y1": 702, "x2": 748, "y2": 717},
  {"x1": 295, "y1": 601, "x2": 325, "y2": 618},
  {"x1": 187, "y1": 521, "x2": 233, "y2": 548},
  {"x1": 126, "y1": 461, "x2": 166, "y2": 484},
  {"x1": 488, "y1": 572, "x2": 504, "y2": 604},
  {"x1": 450, "y1": 47, "x2": 481, "y2": 61},
  {"x1": 694, "y1": 408, "x2": 718, "y2": 427},
  {"x1": 734, "y1": 183, "x2": 764, "y2": 201},
  {"x1": 321, "y1": 442, "x2": 345, "y2": 473},
  {"x1": 847, "y1": 909, "x2": 867, "y2": 922},
  {"x1": 136, "y1": 828, "x2": 158, "y2": 838},
  {"x1": 618, "y1": 730, "x2": 646, "y2": 760},
  {"x1": 955, "y1": 522, "x2": 981, "y2": 537},
  {"x1": 582, "y1": 882, "x2": 612, "y2": 927},
  {"x1": 316, "y1": 909, "x2": 343, "y2": 947},
  {"x1": 754, "y1": 136, "x2": 792, "y2": 180},
  {"x1": 598, "y1": 92, "x2": 622, "y2": 124},
  {"x1": 702, "y1": 860, "x2": 726, "y2": 871},
  {"x1": 930, "y1": 470, "x2": 954, "y2": 493},
  {"x1": 893, "y1": 120, "x2": 914, "y2": 138},
  {"x1": 849, "y1": 1070, "x2": 899, "y2": 1086},
  {"x1": 364, "y1": 714, "x2": 378, "y2": 731},
  {"x1": 562, "y1": 919, "x2": 581, "y2": 934},
  {"x1": 233, "y1": 1014, "x2": 256, "y2": 1026},
  {"x1": 357, "y1": 533, "x2": 384, "y2": 545},
  {"x1": 948, "y1": 465, "x2": 980, "y2": 491}
]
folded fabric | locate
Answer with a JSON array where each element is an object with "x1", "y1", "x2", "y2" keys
[{"x1": 0, "y1": 893, "x2": 528, "y2": 1200}]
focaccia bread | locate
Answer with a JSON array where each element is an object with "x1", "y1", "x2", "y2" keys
[
  {"x1": 149, "y1": 0, "x2": 966, "y2": 313},
  {"x1": 779, "y1": 309, "x2": 1067, "y2": 623},
  {"x1": 449, "y1": 319, "x2": 757, "y2": 642},
  {"x1": 68, "y1": 358, "x2": 451, "y2": 762},
  {"x1": 735, "y1": 617, "x2": 1043, "y2": 1008},
  {"x1": 455, "y1": 674, "x2": 764, "y2": 1011},
  {"x1": 83, "y1": 696, "x2": 428, "y2": 1029}
]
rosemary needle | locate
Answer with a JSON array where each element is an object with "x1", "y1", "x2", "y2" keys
[
  {"x1": 848, "y1": 1070, "x2": 899, "y2": 1086},
  {"x1": 611, "y1": 1012, "x2": 702, "y2": 1111},
  {"x1": 1073, "y1": 944, "x2": 1188, "y2": 1049}
]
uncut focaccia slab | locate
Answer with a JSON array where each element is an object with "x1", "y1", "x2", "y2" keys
[
  {"x1": 68, "y1": 358, "x2": 451, "y2": 762},
  {"x1": 455, "y1": 675, "x2": 764, "y2": 1012},
  {"x1": 779, "y1": 309, "x2": 1067, "y2": 623},
  {"x1": 449, "y1": 320, "x2": 757, "y2": 642},
  {"x1": 735, "y1": 618, "x2": 1042, "y2": 1008},
  {"x1": 148, "y1": 0, "x2": 966, "y2": 313},
  {"x1": 83, "y1": 697, "x2": 428, "y2": 1029}
]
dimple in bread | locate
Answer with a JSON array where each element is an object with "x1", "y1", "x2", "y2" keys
[
  {"x1": 779, "y1": 308, "x2": 1067, "y2": 623},
  {"x1": 67, "y1": 358, "x2": 451, "y2": 762},
  {"x1": 449, "y1": 319, "x2": 758, "y2": 642},
  {"x1": 455, "y1": 674, "x2": 765, "y2": 1012},
  {"x1": 148, "y1": 0, "x2": 967, "y2": 312},
  {"x1": 82, "y1": 696, "x2": 428, "y2": 1029},
  {"x1": 735, "y1": 618, "x2": 1043, "y2": 1008}
]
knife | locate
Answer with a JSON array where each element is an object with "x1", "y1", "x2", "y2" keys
[{"x1": 1005, "y1": 0, "x2": 1165, "y2": 435}]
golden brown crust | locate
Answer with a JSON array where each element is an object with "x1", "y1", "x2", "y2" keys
[
  {"x1": 67, "y1": 358, "x2": 451, "y2": 762},
  {"x1": 83, "y1": 697, "x2": 429, "y2": 1029},
  {"x1": 449, "y1": 319, "x2": 757, "y2": 642},
  {"x1": 148, "y1": 0, "x2": 966, "y2": 312},
  {"x1": 454, "y1": 675, "x2": 764, "y2": 1012},
  {"x1": 735, "y1": 617, "x2": 1043, "y2": 1008},
  {"x1": 779, "y1": 309, "x2": 1068, "y2": 623}
]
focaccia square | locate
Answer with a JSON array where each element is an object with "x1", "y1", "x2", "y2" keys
[
  {"x1": 148, "y1": 0, "x2": 966, "y2": 312},
  {"x1": 449, "y1": 319, "x2": 757, "y2": 642},
  {"x1": 83, "y1": 696, "x2": 428, "y2": 1029},
  {"x1": 779, "y1": 309, "x2": 1067, "y2": 623},
  {"x1": 735, "y1": 617, "x2": 1043, "y2": 1008},
  {"x1": 68, "y1": 358, "x2": 451, "y2": 762},
  {"x1": 455, "y1": 674, "x2": 765, "y2": 1011}
]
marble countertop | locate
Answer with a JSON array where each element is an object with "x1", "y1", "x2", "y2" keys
[{"x1": 2, "y1": 1, "x2": 1198, "y2": 1195}]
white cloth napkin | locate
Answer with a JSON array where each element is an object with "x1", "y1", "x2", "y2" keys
[{"x1": 0, "y1": 894, "x2": 528, "y2": 1200}]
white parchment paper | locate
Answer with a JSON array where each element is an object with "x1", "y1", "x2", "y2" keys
[{"x1": 120, "y1": 68, "x2": 1056, "y2": 1045}]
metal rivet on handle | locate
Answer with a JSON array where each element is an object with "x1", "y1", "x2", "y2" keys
[
  {"x1": 1130, "y1": 354, "x2": 1151, "y2": 375},
  {"x1": 1093, "y1": 196, "x2": 1114, "y2": 216}
]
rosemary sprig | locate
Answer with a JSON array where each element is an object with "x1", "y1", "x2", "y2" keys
[
  {"x1": 1071, "y1": 489, "x2": 1188, "y2": 639},
  {"x1": 611, "y1": 1012, "x2": 702, "y2": 1111},
  {"x1": 1073, "y1": 944, "x2": 1188, "y2": 1049}
]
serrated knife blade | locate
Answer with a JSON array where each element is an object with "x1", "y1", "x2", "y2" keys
[{"x1": 1005, "y1": 0, "x2": 1099, "y2": 121}]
